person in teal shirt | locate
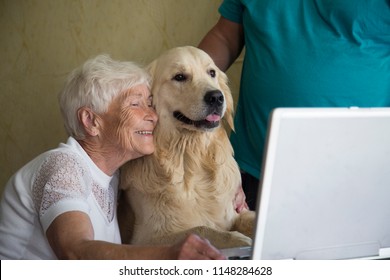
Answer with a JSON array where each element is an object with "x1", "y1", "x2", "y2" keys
[{"x1": 199, "y1": 0, "x2": 390, "y2": 210}]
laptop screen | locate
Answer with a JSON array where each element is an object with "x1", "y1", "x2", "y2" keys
[{"x1": 252, "y1": 108, "x2": 390, "y2": 260}]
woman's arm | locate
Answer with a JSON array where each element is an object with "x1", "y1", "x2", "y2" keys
[{"x1": 46, "y1": 211, "x2": 225, "y2": 260}]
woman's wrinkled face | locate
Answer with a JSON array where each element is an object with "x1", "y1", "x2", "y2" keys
[{"x1": 99, "y1": 84, "x2": 158, "y2": 160}]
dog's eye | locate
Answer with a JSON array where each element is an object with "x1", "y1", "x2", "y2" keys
[
  {"x1": 173, "y1": 74, "x2": 187, "y2": 82},
  {"x1": 209, "y1": 69, "x2": 216, "y2": 78}
]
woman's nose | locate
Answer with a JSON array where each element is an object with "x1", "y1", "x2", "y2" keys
[{"x1": 145, "y1": 107, "x2": 158, "y2": 124}]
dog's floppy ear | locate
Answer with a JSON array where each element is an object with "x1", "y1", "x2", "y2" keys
[
  {"x1": 145, "y1": 59, "x2": 159, "y2": 108},
  {"x1": 146, "y1": 59, "x2": 157, "y2": 82},
  {"x1": 218, "y1": 69, "x2": 235, "y2": 131}
]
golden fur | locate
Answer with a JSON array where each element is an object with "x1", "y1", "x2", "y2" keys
[{"x1": 118, "y1": 46, "x2": 255, "y2": 249}]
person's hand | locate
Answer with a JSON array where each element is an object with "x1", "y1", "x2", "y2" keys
[
  {"x1": 171, "y1": 234, "x2": 226, "y2": 260},
  {"x1": 234, "y1": 185, "x2": 249, "y2": 213}
]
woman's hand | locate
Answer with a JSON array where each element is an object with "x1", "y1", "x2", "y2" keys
[{"x1": 171, "y1": 234, "x2": 226, "y2": 260}]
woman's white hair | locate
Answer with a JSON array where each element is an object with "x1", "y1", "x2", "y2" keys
[{"x1": 58, "y1": 54, "x2": 150, "y2": 139}]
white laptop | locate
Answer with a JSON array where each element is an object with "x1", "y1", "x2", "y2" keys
[{"x1": 223, "y1": 107, "x2": 390, "y2": 260}]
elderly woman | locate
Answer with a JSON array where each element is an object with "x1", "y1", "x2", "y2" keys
[{"x1": 0, "y1": 55, "x2": 225, "y2": 260}]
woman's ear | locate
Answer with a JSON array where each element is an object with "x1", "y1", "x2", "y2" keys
[{"x1": 78, "y1": 107, "x2": 100, "y2": 136}]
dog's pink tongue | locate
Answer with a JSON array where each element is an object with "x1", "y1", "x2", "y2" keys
[{"x1": 206, "y1": 114, "x2": 221, "y2": 122}]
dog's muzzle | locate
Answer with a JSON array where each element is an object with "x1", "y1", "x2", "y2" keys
[{"x1": 173, "y1": 90, "x2": 225, "y2": 130}]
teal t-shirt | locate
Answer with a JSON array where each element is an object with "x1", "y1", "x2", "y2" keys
[{"x1": 220, "y1": 0, "x2": 390, "y2": 179}]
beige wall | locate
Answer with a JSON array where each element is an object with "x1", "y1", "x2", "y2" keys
[{"x1": 0, "y1": 0, "x2": 242, "y2": 194}]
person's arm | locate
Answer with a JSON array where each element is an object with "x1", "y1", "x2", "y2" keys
[
  {"x1": 198, "y1": 16, "x2": 245, "y2": 72},
  {"x1": 46, "y1": 211, "x2": 225, "y2": 260}
]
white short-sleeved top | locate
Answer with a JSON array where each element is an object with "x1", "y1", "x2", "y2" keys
[{"x1": 0, "y1": 137, "x2": 121, "y2": 259}]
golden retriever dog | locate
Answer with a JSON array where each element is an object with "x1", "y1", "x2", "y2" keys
[{"x1": 118, "y1": 46, "x2": 255, "y2": 249}]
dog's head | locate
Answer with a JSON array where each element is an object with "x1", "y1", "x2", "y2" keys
[{"x1": 147, "y1": 46, "x2": 234, "y2": 133}]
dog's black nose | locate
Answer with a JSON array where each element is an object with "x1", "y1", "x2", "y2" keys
[{"x1": 204, "y1": 90, "x2": 224, "y2": 107}]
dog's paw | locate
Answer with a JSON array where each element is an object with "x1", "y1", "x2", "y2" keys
[
  {"x1": 140, "y1": 226, "x2": 252, "y2": 249},
  {"x1": 186, "y1": 226, "x2": 252, "y2": 249},
  {"x1": 218, "y1": 230, "x2": 252, "y2": 249},
  {"x1": 232, "y1": 210, "x2": 256, "y2": 238}
]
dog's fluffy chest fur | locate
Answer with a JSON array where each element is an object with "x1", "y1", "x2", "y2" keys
[{"x1": 121, "y1": 126, "x2": 241, "y2": 244}]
